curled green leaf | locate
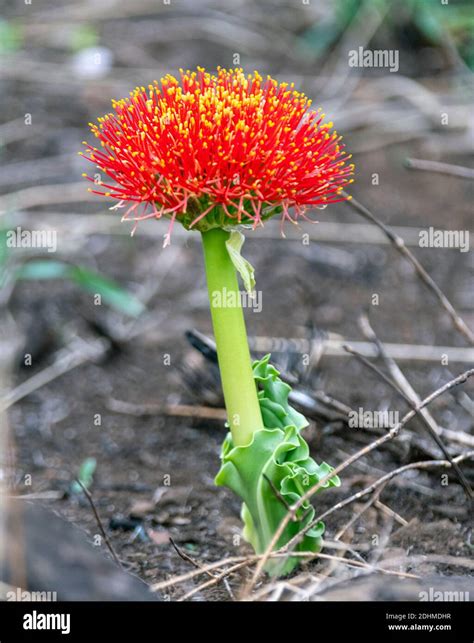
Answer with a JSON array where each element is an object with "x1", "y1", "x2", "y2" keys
[{"x1": 216, "y1": 355, "x2": 340, "y2": 576}]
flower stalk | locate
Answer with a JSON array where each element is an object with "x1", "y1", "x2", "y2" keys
[
  {"x1": 202, "y1": 227, "x2": 340, "y2": 576},
  {"x1": 201, "y1": 227, "x2": 263, "y2": 446}
]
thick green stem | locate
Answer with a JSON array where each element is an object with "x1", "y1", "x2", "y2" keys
[{"x1": 201, "y1": 228, "x2": 264, "y2": 446}]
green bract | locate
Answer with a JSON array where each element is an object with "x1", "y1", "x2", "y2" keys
[
  {"x1": 216, "y1": 355, "x2": 340, "y2": 576},
  {"x1": 225, "y1": 230, "x2": 256, "y2": 295},
  {"x1": 178, "y1": 198, "x2": 283, "y2": 232}
]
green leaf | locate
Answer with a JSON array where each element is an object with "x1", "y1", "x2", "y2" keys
[
  {"x1": 70, "y1": 24, "x2": 99, "y2": 52},
  {"x1": 0, "y1": 227, "x2": 11, "y2": 272},
  {"x1": 216, "y1": 356, "x2": 340, "y2": 576},
  {"x1": 70, "y1": 266, "x2": 145, "y2": 317},
  {"x1": 71, "y1": 457, "x2": 97, "y2": 494},
  {"x1": 253, "y1": 354, "x2": 308, "y2": 432},
  {"x1": 225, "y1": 230, "x2": 256, "y2": 295},
  {"x1": 0, "y1": 20, "x2": 22, "y2": 55},
  {"x1": 16, "y1": 260, "x2": 72, "y2": 280},
  {"x1": 15, "y1": 260, "x2": 145, "y2": 317},
  {"x1": 413, "y1": 5, "x2": 444, "y2": 43}
]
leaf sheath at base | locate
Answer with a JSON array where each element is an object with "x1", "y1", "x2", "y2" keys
[{"x1": 216, "y1": 355, "x2": 340, "y2": 576}]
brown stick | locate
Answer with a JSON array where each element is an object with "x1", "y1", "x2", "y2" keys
[
  {"x1": 106, "y1": 398, "x2": 227, "y2": 421},
  {"x1": 374, "y1": 500, "x2": 408, "y2": 527},
  {"x1": 357, "y1": 314, "x2": 473, "y2": 497},
  {"x1": 0, "y1": 338, "x2": 107, "y2": 412},
  {"x1": 405, "y1": 158, "x2": 474, "y2": 180},
  {"x1": 286, "y1": 451, "x2": 473, "y2": 549},
  {"x1": 342, "y1": 192, "x2": 474, "y2": 345},
  {"x1": 152, "y1": 549, "x2": 419, "y2": 599},
  {"x1": 335, "y1": 483, "x2": 387, "y2": 541},
  {"x1": 262, "y1": 473, "x2": 298, "y2": 518},
  {"x1": 178, "y1": 560, "x2": 249, "y2": 602},
  {"x1": 75, "y1": 479, "x2": 122, "y2": 569},
  {"x1": 343, "y1": 342, "x2": 473, "y2": 499}
]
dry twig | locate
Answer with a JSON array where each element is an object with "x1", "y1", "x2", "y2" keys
[
  {"x1": 343, "y1": 341, "x2": 472, "y2": 499},
  {"x1": 74, "y1": 479, "x2": 122, "y2": 569},
  {"x1": 291, "y1": 451, "x2": 473, "y2": 547},
  {"x1": 342, "y1": 192, "x2": 474, "y2": 345},
  {"x1": 405, "y1": 158, "x2": 474, "y2": 180},
  {"x1": 357, "y1": 314, "x2": 472, "y2": 497},
  {"x1": 151, "y1": 549, "x2": 419, "y2": 600},
  {"x1": 106, "y1": 398, "x2": 227, "y2": 421}
]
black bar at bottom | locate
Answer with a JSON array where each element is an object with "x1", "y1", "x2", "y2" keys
[{"x1": 0, "y1": 600, "x2": 471, "y2": 642}]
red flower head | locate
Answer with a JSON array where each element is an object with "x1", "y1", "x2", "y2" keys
[{"x1": 81, "y1": 67, "x2": 354, "y2": 244}]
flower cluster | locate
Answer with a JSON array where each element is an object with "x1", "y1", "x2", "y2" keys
[{"x1": 81, "y1": 67, "x2": 354, "y2": 240}]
